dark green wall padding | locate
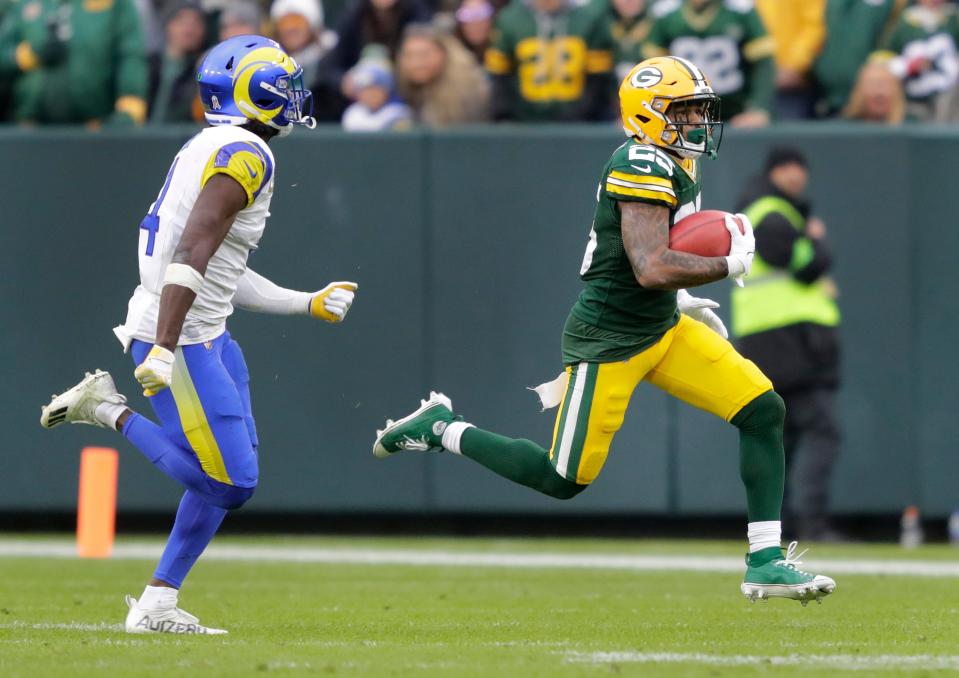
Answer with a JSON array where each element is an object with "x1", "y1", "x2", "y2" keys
[{"x1": 1, "y1": 124, "x2": 954, "y2": 516}]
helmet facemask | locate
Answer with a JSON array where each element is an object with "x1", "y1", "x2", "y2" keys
[
  {"x1": 259, "y1": 67, "x2": 316, "y2": 135},
  {"x1": 660, "y1": 94, "x2": 723, "y2": 159}
]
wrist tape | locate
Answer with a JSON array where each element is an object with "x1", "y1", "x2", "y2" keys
[{"x1": 162, "y1": 263, "x2": 204, "y2": 294}]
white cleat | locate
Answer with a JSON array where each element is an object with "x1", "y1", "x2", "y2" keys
[
  {"x1": 124, "y1": 595, "x2": 227, "y2": 635},
  {"x1": 40, "y1": 370, "x2": 127, "y2": 429}
]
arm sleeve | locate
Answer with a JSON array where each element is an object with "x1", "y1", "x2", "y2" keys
[
  {"x1": 754, "y1": 213, "x2": 798, "y2": 267},
  {"x1": 201, "y1": 141, "x2": 272, "y2": 207},
  {"x1": 742, "y1": 12, "x2": 776, "y2": 112},
  {"x1": 484, "y1": 21, "x2": 514, "y2": 76},
  {"x1": 579, "y1": 15, "x2": 614, "y2": 121},
  {"x1": 793, "y1": 237, "x2": 833, "y2": 283},
  {"x1": 642, "y1": 19, "x2": 669, "y2": 59},
  {"x1": 234, "y1": 268, "x2": 312, "y2": 315},
  {"x1": 112, "y1": 0, "x2": 148, "y2": 123},
  {"x1": 0, "y1": 11, "x2": 24, "y2": 76},
  {"x1": 485, "y1": 22, "x2": 516, "y2": 120},
  {"x1": 754, "y1": 213, "x2": 833, "y2": 282}
]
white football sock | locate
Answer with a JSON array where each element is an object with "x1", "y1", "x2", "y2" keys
[
  {"x1": 747, "y1": 521, "x2": 782, "y2": 553},
  {"x1": 94, "y1": 401, "x2": 127, "y2": 430},
  {"x1": 440, "y1": 421, "x2": 474, "y2": 455},
  {"x1": 139, "y1": 584, "x2": 178, "y2": 610}
]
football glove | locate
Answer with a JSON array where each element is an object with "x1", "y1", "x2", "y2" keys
[
  {"x1": 677, "y1": 289, "x2": 728, "y2": 339},
  {"x1": 725, "y1": 213, "x2": 755, "y2": 287},
  {"x1": 309, "y1": 282, "x2": 358, "y2": 323},
  {"x1": 134, "y1": 345, "x2": 175, "y2": 396}
]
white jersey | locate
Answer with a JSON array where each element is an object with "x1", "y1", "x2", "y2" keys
[{"x1": 114, "y1": 125, "x2": 276, "y2": 349}]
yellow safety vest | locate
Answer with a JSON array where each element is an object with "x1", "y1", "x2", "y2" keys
[{"x1": 731, "y1": 196, "x2": 840, "y2": 338}]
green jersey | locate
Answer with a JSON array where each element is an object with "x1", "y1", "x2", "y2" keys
[
  {"x1": 880, "y1": 5, "x2": 959, "y2": 101},
  {"x1": 564, "y1": 138, "x2": 703, "y2": 364},
  {"x1": 644, "y1": 0, "x2": 774, "y2": 118},
  {"x1": 485, "y1": 0, "x2": 613, "y2": 121},
  {"x1": 814, "y1": 0, "x2": 905, "y2": 114}
]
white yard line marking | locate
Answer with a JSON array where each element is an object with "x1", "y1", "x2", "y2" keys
[
  {"x1": 0, "y1": 622, "x2": 123, "y2": 632},
  {"x1": 566, "y1": 651, "x2": 959, "y2": 671},
  {"x1": 1, "y1": 540, "x2": 958, "y2": 577}
]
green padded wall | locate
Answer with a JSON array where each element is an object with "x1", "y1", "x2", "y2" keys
[{"x1": 0, "y1": 124, "x2": 953, "y2": 516}]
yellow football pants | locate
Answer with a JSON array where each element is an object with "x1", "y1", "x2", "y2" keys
[{"x1": 549, "y1": 314, "x2": 773, "y2": 484}]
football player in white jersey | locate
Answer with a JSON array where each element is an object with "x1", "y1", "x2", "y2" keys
[{"x1": 39, "y1": 36, "x2": 358, "y2": 634}]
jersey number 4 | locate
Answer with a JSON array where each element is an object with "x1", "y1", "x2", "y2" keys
[{"x1": 139, "y1": 157, "x2": 179, "y2": 257}]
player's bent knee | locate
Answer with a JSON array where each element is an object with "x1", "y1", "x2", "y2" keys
[
  {"x1": 733, "y1": 390, "x2": 785, "y2": 433},
  {"x1": 207, "y1": 482, "x2": 256, "y2": 510},
  {"x1": 221, "y1": 485, "x2": 255, "y2": 510},
  {"x1": 539, "y1": 473, "x2": 588, "y2": 500}
]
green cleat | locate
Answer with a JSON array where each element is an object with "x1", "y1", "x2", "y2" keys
[
  {"x1": 741, "y1": 541, "x2": 836, "y2": 606},
  {"x1": 373, "y1": 392, "x2": 457, "y2": 459}
]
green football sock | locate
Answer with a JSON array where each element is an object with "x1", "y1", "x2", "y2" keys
[
  {"x1": 458, "y1": 428, "x2": 586, "y2": 500},
  {"x1": 731, "y1": 391, "x2": 786, "y2": 522}
]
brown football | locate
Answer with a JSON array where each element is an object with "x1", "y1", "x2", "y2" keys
[{"x1": 669, "y1": 210, "x2": 744, "y2": 258}]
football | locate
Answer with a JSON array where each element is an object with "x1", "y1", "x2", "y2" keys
[{"x1": 669, "y1": 210, "x2": 744, "y2": 258}]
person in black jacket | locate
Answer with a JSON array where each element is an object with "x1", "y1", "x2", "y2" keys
[
  {"x1": 148, "y1": 2, "x2": 208, "y2": 124},
  {"x1": 732, "y1": 147, "x2": 844, "y2": 542}
]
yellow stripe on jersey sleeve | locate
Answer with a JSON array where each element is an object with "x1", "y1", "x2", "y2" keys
[
  {"x1": 642, "y1": 44, "x2": 668, "y2": 59},
  {"x1": 485, "y1": 48, "x2": 513, "y2": 74},
  {"x1": 743, "y1": 35, "x2": 776, "y2": 62},
  {"x1": 586, "y1": 49, "x2": 613, "y2": 74},
  {"x1": 606, "y1": 180, "x2": 678, "y2": 207},
  {"x1": 201, "y1": 142, "x2": 269, "y2": 207},
  {"x1": 608, "y1": 170, "x2": 673, "y2": 189}
]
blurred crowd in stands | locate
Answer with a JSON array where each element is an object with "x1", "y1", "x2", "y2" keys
[{"x1": 0, "y1": 0, "x2": 956, "y2": 130}]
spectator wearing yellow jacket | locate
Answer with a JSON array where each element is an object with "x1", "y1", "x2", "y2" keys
[{"x1": 755, "y1": 0, "x2": 826, "y2": 120}]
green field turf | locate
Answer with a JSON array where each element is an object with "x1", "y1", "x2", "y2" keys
[{"x1": 1, "y1": 535, "x2": 958, "y2": 677}]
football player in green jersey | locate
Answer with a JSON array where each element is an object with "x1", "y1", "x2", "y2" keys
[
  {"x1": 644, "y1": 0, "x2": 774, "y2": 126},
  {"x1": 374, "y1": 55, "x2": 836, "y2": 605}
]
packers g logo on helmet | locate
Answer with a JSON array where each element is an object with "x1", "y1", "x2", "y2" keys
[
  {"x1": 629, "y1": 67, "x2": 663, "y2": 89},
  {"x1": 619, "y1": 56, "x2": 723, "y2": 159}
]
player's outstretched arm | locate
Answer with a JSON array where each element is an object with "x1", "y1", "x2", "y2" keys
[
  {"x1": 234, "y1": 268, "x2": 358, "y2": 323},
  {"x1": 134, "y1": 175, "x2": 246, "y2": 396},
  {"x1": 621, "y1": 201, "x2": 730, "y2": 290}
]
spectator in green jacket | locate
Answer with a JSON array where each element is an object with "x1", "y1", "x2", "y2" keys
[
  {"x1": 643, "y1": 0, "x2": 775, "y2": 127},
  {"x1": 813, "y1": 0, "x2": 907, "y2": 116},
  {"x1": 0, "y1": 0, "x2": 148, "y2": 126}
]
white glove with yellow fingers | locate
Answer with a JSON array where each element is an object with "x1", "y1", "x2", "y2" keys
[
  {"x1": 725, "y1": 212, "x2": 755, "y2": 288},
  {"x1": 677, "y1": 289, "x2": 728, "y2": 339},
  {"x1": 309, "y1": 281, "x2": 358, "y2": 323},
  {"x1": 134, "y1": 345, "x2": 175, "y2": 396}
]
